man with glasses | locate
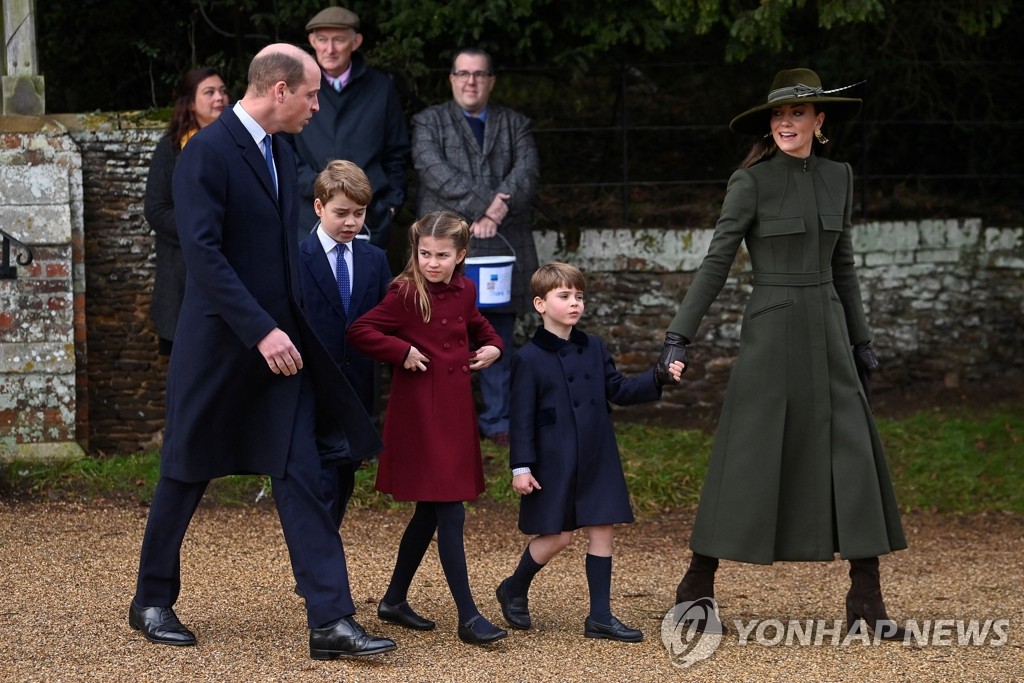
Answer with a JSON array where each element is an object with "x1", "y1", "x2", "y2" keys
[
  {"x1": 286, "y1": 6, "x2": 410, "y2": 249},
  {"x1": 411, "y1": 47, "x2": 540, "y2": 448}
]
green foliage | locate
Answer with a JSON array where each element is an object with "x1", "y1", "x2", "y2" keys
[{"x1": 879, "y1": 408, "x2": 1024, "y2": 513}]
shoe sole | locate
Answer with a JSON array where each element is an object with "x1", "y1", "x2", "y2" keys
[
  {"x1": 583, "y1": 630, "x2": 643, "y2": 643},
  {"x1": 310, "y1": 643, "x2": 398, "y2": 660},
  {"x1": 458, "y1": 631, "x2": 508, "y2": 645}
]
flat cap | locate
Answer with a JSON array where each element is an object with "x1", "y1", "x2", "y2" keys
[{"x1": 306, "y1": 6, "x2": 360, "y2": 32}]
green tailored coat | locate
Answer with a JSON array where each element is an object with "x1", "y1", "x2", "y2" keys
[{"x1": 668, "y1": 151, "x2": 906, "y2": 565}]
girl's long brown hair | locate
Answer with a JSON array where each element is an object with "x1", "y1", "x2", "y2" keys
[{"x1": 395, "y1": 210, "x2": 470, "y2": 322}]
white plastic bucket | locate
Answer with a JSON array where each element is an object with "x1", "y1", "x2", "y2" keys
[{"x1": 465, "y1": 234, "x2": 516, "y2": 309}]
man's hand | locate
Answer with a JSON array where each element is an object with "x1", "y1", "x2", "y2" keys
[
  {"x1": 257, "y1": 328, "x2": 303, "y2": 376},
  {"x1": 512, "y1": 472, "x2": 541, "y2": 496},
  {"x1": 471, "y1": 216, "x2": 499, "y2": 238},
  {"x1": 656, "y1": 332, "x2": 689, "y2": 385},
  {"x1": 487, "y1": 192, "x2": 511, "y2": 223}
]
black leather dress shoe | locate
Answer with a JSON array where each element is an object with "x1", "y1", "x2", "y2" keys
[
  {"x1": 583, "y1": 615, "x2": 643, "y2": 643},
  {"x1": 457, "y1": 614, "x2": 508, "y2": 645},
  {"x1": 128, "y1": 600, "x2": 196, "y2": 646},
  {"x1": 495, "y1": 578, "x2": 531, "y2": 629},
  {"x1": 309, "y1": 616, "x2": 397, "y2": 660},
  {"x1": 377, "y1": 600, "x2": 436, "y2": 631}
]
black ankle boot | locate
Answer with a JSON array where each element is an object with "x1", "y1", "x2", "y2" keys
[
  {"x1": 674, "y1": 552, "x2": 727, "y2": 634},
  {"x1": 675, "y1": 552, "x2": 719, "y2": 603},
  {"x1": 846, "y1": 557, "x2": 907, "y2": 641}
]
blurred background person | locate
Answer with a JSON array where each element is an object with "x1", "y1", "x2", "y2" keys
[{"x1": 145, "y1": 66, "x2": 228, "y2": 356}]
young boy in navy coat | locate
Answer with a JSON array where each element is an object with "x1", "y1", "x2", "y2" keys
[
  {"x1": 299, "y1": 160, "x2": 392, "y2": 528},
  {"x1": 496, "y1": 262, "x2": 684, "y2": 642}
]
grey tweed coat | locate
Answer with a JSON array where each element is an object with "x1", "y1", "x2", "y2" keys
[{"x1": 411, "y1": 100, "x2": 540, "y2": 315}]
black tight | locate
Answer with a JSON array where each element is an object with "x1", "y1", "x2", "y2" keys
[{"x1": 382, "y1": 501, "x2": 480, "y2": 623}]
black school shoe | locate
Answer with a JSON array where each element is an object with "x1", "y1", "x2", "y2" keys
[
  {"x1": 495, "y1": 578, "x2": 532, "y2": 629},
  {"x1": 583, "y1": 615, "x2": 643, "y2": 643}
]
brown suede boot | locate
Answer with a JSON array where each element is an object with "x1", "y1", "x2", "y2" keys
[
  {"x1": 846, "y1": 557, "x2": 907, "y2": 641},
  {"x1": 674, "y1": 552, "x2": 727, "y2": 633}
]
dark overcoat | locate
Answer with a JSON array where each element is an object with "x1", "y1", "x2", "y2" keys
[
  {"x1": 285, "y1": 53, "x2": 410, "y2": 244},
  {"x1": 144, "y1": 134, "x2": 185, "y2": 343},
  {"x1": 347, "y1": 275, "x2": 502, "y2": 501},
  {"x1": 298, "y1": 232, "x2": 391, "y2": 415},
  {"x1": 411, "y1": 100, "x2": 539, "y2": 316},
  {"x1": 509, "y1": 327, "x2": 662, "y2": 534},
  {"x1": 667, "y1": 152, "x2": 906, "y2": 564},
  {"x1": 164, "y1": 107, "x2": 381, "y2": 482}
]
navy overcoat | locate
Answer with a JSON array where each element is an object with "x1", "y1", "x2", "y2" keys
[
  {"x1": 509, "y1": 327, "x2": 662, "y2": 534},
  {"x1": 163, "y1": 107, "x2": 381, "y2": 482}
]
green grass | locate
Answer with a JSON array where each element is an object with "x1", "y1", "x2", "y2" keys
[{"x1": 3, "y1": 402, "x2": 1022, "y2": 514}]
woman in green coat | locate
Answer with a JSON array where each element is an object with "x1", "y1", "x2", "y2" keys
[{"x1": 658, "y1": 68, "x2": 907, "y2": 640}]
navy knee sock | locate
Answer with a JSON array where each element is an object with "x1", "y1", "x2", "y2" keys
[
  {"x1": 507, "y1": 544, "x2": 545, "y2": 596},
  {"x1": 585, "y1": 553, "x2": 613, "y2": 624}
]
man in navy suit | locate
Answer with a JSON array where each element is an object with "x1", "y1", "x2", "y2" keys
[
  {"x1": 128, "y1": 44, "x2": 396, "y2": 660},
  {"x1": 298, "y1": 159, "x2": 391, "y2": 529}
]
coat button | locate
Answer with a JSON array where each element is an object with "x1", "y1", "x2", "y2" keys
[
  {"x1": 461, "y1": 365, "x2": 469, "y2": 373},
  {"x1": 573, "y1": 401, "x2": 580, "y2": 407},
  {"x1": 439, "y1": 294, "x2": 446, "y2": 300},
  {"x1": 448, "y1": 367, "x2": 454, "y2": 374},
  {"x1": 442, "y1": 318, "x2": 448, "y2": 324},
  {"x1": 568, "y1": 376, "x2": 574, "y2": 382},
  {"x1": 443, "y1": 342, "x2": 451, "y2": 349}
]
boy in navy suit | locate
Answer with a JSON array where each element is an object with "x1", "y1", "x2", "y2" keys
[
  {"x1": 299, "y1": 160, "x2": 392, "y2": 529},
  {"x1": 495, "y1": 262, "x2": 684, "y2": 642}
]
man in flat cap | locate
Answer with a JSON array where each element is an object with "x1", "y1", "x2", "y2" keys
[{"x1": 286, "y1": 6, "x2": 410, "y2": 250}]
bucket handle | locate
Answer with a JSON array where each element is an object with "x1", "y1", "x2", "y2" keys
[{"x1": 469, "y1": 232, "x2": 516, "y2": 259}]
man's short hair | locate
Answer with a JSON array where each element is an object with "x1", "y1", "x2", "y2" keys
[
  {"x1": 531, "y1": 262, "x2": 586, "y2": 299},
  {"x1": 314, "y1": 159, "x2": 373, "y2": 206},
  {"x1": 248, "y1": 50, "x2": 307, "y2": 96},
  {"x1": 451, "y1": 47, "x2": 493, "y2": 73}
]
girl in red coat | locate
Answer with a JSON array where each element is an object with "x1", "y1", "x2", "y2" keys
[{"x1": 348, "y1": 210, "x2": 507, "y2": 645}]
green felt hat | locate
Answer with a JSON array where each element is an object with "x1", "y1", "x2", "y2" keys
[{"x1": 730, "y1": 68, "x2": 863, "y2": 135}]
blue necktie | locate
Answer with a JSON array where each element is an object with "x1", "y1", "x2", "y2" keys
[
  {"x1": 263, "y1": 134, "x2": 277, "y2": 194},
  {"x1": 466, "y1": 116, "x2": 485, "y2": 148},
  {"x1": 335, "y1": 243, "x2": 351, "y2": 313}
]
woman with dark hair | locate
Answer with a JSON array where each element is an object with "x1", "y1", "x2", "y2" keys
[
  {"x1": 145, "y1": 67, "x2": 228, "y2": 355},
  {"x1": 658, "y1": 68, "x2": 908, "y2": 640}
]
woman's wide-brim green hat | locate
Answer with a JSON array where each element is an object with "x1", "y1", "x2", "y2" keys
[{"x1": 730, "y1": 68, "x2": 863, "y2": 135}]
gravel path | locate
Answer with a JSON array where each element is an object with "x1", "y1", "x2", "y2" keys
[{"x1": 1, "y1": 501, "x2": 1021, "y2": 682}]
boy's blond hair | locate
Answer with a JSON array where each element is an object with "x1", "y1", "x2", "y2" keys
[
  {"x1": 313, "y1": 159, "x2": 373, "y2": 206},
  {"x1": 530, "y1": 262, "x2": 586, "y2": 299}
]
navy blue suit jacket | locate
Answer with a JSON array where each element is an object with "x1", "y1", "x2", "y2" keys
[
  {"x1": 298, "y1": 232, "x2": 391, "y2": 415},
  {"x1": 165, "y1": 107, "x2": 381, "y2": 481}
]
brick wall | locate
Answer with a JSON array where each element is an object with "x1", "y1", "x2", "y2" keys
[{"x1": 3, "y1": 117, "x2": 1022, "y2": 456}]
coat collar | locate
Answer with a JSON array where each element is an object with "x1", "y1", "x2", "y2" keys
[{"x1": 529, "y1": 324, "x2": 589, "y2": 351}]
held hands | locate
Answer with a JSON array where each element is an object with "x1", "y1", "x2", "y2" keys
[
  {"x1": 469, "y1": 345, "x2": 501, "y2": 371},
  {"x1": 655, "y1": 332, "x2": 689, "y2": 385},
  {"x1": 403, "y1": 345, "x2": 430, "y2": 371},
  {"x1": 853, "y1": 341, "x2": 880, "y2": 372},
  {"x1": 257, "y1": 328, "x2": 303, "y2": 376},
  {"x1": 512, "y1": 472, "x2": 541, "y2": 496}
]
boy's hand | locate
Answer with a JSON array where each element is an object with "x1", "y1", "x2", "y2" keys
[
  {"x1": 512, "y1": 472, "x2": 541, "y2": 496},
  {"x1": 403, "y1": 346, "x2": 430, "y2": 371},
  {"x1": 469, "y1": 345, "x2": 501, "y2": 370},
  {"x1": 667, "y1": 360, "x2": 685, "y2": 383}
]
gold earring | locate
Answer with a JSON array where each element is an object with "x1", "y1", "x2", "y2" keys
[{"x1": 814, "y1": 129, "x2": 829, "y2": 144}]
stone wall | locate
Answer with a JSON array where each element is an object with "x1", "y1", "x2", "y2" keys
[{"x1": 2, "y1": 118, "x2": 1022, "y2": 455}]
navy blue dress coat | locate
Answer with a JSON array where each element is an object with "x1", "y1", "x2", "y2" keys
[
  {"x1": 509, "y1": 326, "x2": 663, "y2": 534},
  {"x1": 164, "y1": 107, "x2": 381, "y2": 482},
  {"x1": 298, "y1": 232, "x2": 391, "y2": 415}
]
